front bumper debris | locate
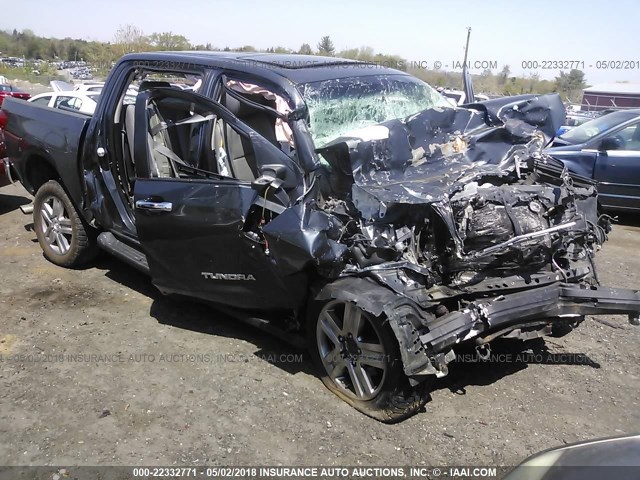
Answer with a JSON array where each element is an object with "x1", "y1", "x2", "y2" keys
[{"x1": 421, "y1": 283, "x2": 640, "y2": 354}]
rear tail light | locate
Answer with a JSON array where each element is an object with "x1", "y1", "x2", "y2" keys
[{"x1": 0, "y1": 109, "x2": 7, "y2": 130}]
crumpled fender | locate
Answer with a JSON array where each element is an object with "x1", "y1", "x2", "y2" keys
[
  {"x1": 262, "y1": 201, "x2": 347, "y2": 276},
  {"x1": 315, "y1": 276, "x2": 438, "y2": 379}
]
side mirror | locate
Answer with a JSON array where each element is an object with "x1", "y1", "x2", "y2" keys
[
  {"x1": 251, "y1": 174, "x2": 281, "y2": 194},
  {"x1": 256, "y1": 163, "x2": 299, "y2": 190},
  {"x1": 600, "y1": 136, "x2": 623, "y2": 151}
]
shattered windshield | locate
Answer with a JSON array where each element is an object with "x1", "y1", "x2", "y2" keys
[{"x1": 301, "y1": 75, "x2": 451, "y2": 147}]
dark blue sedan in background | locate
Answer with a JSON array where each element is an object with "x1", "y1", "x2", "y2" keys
[{"x1": 547, "y1": 109, "x2": 640, "y2": 211}]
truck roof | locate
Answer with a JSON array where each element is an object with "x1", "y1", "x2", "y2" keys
[{"x1": 122, "y1": 51, "x2": 407, "y2": 84}]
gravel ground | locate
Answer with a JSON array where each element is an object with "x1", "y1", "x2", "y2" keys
[{"x1": 0, "y1": 181, "x2": 639, "y2": 467}]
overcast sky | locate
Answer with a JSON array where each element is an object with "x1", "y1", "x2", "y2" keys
[{"x1": 4, "y1": 0, "x2": 639, "y2": 84}]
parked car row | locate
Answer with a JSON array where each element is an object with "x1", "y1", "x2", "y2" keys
[
  {"x1": 56, "y1": 60, "x2": 88, "y2": 70},
  {"x1": 70, "y1": 66, "x2": 94, "y2": 80},
  {"x1": 0, "y1": 57, "x2": 26, "y2": 68}
]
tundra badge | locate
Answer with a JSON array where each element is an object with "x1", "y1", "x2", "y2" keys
[{"x1": 201, "y1": 272, "x2": 256, "y2": 281}]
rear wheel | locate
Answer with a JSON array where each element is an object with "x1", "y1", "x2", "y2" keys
[
  {"x1": 33, "y1": 180, "x2": 98, "y2": 267},
  {"x1": 308, "y1": 299, "x2": 429, "y2": 423}
]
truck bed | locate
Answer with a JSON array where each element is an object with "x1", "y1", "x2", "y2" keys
[{"x1": 3, "y1": 97, "x2": 91, "y2": 206}]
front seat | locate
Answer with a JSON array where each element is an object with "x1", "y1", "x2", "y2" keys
[
  {"x1": 131, "y1": 81, "x2": 178, "y2": 177},
  {"x1": 213, "y1": 92, "x2": 279, "y2": 181},
  {"x1": 146, "y1": 101, "x2": 174, "y2": 177}
]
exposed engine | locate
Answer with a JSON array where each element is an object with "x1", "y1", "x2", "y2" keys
[{"x1": 321, "y1": 154, "x2": 608, "y2": 299}]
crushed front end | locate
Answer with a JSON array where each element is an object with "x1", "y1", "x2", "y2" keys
[{"x1": 300, "y1": 94, "x2": 640, "y2": 383}]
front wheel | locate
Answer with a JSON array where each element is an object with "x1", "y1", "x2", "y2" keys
[
  {"x1": 33, "y1": 180, "x2": 98, "y2": 268},
  {"x1": 308, "y1": 299, "x2": 430, "y2": 423}
]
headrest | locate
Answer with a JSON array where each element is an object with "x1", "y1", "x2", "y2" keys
[{"x1": 223, "y1": 91, "x2": 274, "y2": 118}]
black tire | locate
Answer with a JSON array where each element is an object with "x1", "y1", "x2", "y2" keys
[
  {"x1": 33, "y1": 180, "x2": 98, "y2": 268},
  {"x1": 308, "y1": 299, "x2": 430, "y2": 423}
]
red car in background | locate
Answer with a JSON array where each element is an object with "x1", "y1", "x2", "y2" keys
[
  {"x1": 0, "y1": 84, "x2": 30, "y2": 106},
  {"x1": 0, "y1": 131, "x2": 12, "y2": 187},
  {"x1": 0, "y1": 91, "x2": 23, "y2": 186},
  {"x1": 0, "y1": 85, "x2": 29, "y2": 186}
]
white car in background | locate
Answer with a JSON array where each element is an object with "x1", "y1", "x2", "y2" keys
[
  {"x1": 50, "y1": 80, "x2": 104, "y2": 94},
  {"x1": 73, "y1": 82, "x2": 104, "y2": 94},
  {"x1": 28, "y1": 91, "x2": 100, "y2": 115}
]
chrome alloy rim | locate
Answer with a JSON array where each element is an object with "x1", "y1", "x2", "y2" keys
[
  {"x1": 39, "y1": 196, "x2": 73, "y2": 255},
  {"x1": 316, "y1": 300, "x2": 388, "y2": 400}
]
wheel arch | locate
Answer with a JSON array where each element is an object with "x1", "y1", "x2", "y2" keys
[
  {"x1": 313, "y1": 276, "x2": 436, "y2": 379},
  {"x1": 20, "y1": 150, "x2": 88, "y2": 225},
  {"x1": 314, "y1": 277, "x2": 400, "y2": 317},
  {"x1": 22, "y1": 150, "x2": 60, "y2": 195}
]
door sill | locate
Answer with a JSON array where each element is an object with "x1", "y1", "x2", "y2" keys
[{"x1": 98, "y1": 232, "x2": 150, "y2": 274}]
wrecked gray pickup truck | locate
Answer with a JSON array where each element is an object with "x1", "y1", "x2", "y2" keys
[{"x1": 4, "y1": 52, "x2": 640, "y2": 422}]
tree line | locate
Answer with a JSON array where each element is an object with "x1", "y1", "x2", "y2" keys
[{"x1": 0, "y1": 27, "x2": 587, "y2": 102}]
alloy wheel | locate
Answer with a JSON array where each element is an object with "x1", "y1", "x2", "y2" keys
[
  {"x1": 316, "y1": 300, "x2": 388, "y2": 401},
  {"x1": 39, "y1": 195, "x2": 73, "y2": 256}
]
